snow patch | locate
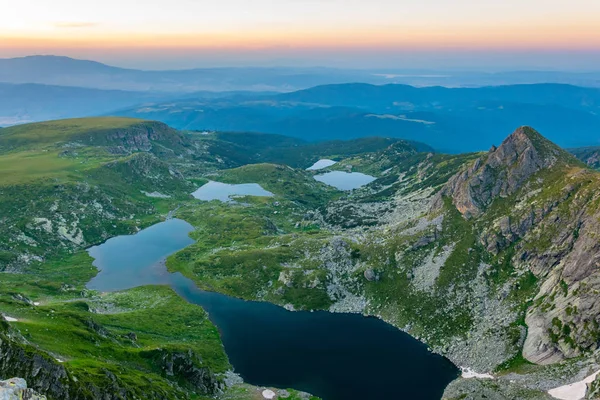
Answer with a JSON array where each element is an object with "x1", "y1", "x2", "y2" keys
[
  {"x1": 2, "y1": 315, "x2": 18, "y2": 322},
  {"x1": 461, "y1": 367, "x2": 494, "y2": 379},
  {"x1": 548, "y1": 370, "x2": 600, "y2": 400},
  {"x1": 262, "y1": 389, "x2": 276, "y2": 399}
]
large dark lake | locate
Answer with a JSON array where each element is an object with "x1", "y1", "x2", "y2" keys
[{"x1": 87, "y1": 218, "x2": 459, "y2": 400}]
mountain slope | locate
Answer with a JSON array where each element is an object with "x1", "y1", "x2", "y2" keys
[
  {"x1": 569, "y1": 146, "x2": 600, "y2": 169},
  {"x1": 0, "y1": 118, "x2": 198, "y2": 267}
]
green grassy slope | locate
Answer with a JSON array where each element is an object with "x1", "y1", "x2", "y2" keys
[{"x1": 0, "y1": 117, "x2": 321, "y2": 400}]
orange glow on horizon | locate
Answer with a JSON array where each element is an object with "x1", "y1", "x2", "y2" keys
[
  {"x1": 3, "y1": 22, "x2": 600, "y2": 53},
  {"x1": 2, "y1": 0, "x2": 599, "y2": 64}
]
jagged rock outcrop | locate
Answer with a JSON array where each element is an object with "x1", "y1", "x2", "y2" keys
[
  {"x1": 141, "y1": 348, "x2": 223, "y2": 395},
  {"x1": 0, "y1": 330, "x2": 71, "y2": 398},
  {"x1": 0, "y1": 378, "x2": 46, "y2": 400},
  {"x1": 434, "y1": 126, "x2": 566, "y2": 218},
  {"x1": 0, "y1": 320, "x2": 220, "y2": 400},
  {"x1": 74, "y1": 121, "x2": 188, "y2": 156}
]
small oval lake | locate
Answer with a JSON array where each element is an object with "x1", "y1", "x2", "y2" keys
[
  {"x1": 314, "y1": 171, "x2": 376, "y2": 191},
  {"x1": 307, "y1": 159, "x2": 337, "y2": 170},
  {"x1": 86, "y1": 219, "x2": 459, "y2": 400},
  {"x1": 192, "y1": 181, "x2": 273, "y2": 202}
]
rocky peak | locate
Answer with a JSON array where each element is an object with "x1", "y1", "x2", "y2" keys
[{"x1": 434, "y1": 126, "x2": 573, "y2": 218}]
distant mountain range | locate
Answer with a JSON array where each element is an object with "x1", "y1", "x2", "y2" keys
[
  {"x1": 114, "y1": 83, "x2": 600, "y2": 152},
  {"x1": 2, "y1": 55, "x2": 600, "y2": 152},
  {"x1": 1, "y1": 55, "x2": 600, "y2": 93},
  {"x1": 0, "y1": 55, "x2": 392, "y2": 92}
]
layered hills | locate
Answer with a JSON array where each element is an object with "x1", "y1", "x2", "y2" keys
[{"x1": 115, "y1": 83, "x2": 600, "y2": 152}]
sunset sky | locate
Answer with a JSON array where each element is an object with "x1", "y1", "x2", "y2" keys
[{"x1": 1, "y1": 0, "x2": 600, "y2": 70}]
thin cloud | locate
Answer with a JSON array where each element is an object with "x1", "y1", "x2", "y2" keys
[{"x1": 54, "y1": 22, "x2": 99, "y2": 29}]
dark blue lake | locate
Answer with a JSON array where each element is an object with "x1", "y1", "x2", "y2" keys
[{"x1": 87, "y1": 219, "x2": 459, "y2": 400}]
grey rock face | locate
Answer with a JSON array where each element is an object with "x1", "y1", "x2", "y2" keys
[
  {"x1": 141, "y1": 348, "x2": 223, "y2": 395},
  {"x1": 0, "y1": 378, "x2": 46, "y2": 400},
  {"x1": 434, "y1": 126, "x2": 562, "y2": 218},
  {"x1": 364, "y1": 268, "x2": 378, "y2": 282},
  {"x1": 521, "y1": 204, "x2": 600, "y2": 364},
  {"x1": 0, "y1": 335, "x2": 70, "y2": 399}
]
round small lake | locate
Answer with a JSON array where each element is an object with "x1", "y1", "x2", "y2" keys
[
  {"x1": 86, "y1": 219, "x2": 459, "y2": 400},
  {"x1": 192, "y1": 181, "x2": 273, "y2": 202},
  {"x1": 314, "y1": 171, "x2": 376, "y2": 191}
]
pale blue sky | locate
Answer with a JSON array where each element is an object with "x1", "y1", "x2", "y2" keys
[{"x1": 1, "y1": 0, "x2": 599, "y2": 70}]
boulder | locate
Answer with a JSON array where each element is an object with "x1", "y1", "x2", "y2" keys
[{"x1": 0, "y1": 378, "x2": 46, "y2": 400}]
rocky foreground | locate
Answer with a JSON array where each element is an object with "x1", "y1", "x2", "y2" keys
[{"x1": 0, "y1": 378, "x2": 46, "y2": 400}]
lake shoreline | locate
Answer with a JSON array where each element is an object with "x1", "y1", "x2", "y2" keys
[{"x1": 86, "y1": 217, "x2": 460, "y2": 400}]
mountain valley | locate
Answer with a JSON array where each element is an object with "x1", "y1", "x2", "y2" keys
[{"x1": 2, "y1": 117, "x2": 600, "y2": 398}]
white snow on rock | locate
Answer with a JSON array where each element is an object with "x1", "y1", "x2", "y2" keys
[
  {"x1": 548, "y1": 370, "x2": 600, "y2": 400},
  {"x1": 461, "y1": 367, "x2": 494, "y2": 379},
  {"x1": 2, "y1": 315, "x2": 18, "y2": 322},
  {"x1": 262, "y1": 389, "x2": 277, "y2": 399}
]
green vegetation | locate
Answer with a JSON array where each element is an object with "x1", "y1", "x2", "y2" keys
[
  {"x1": 0, "y1": 117, "x2": 144, "y2": 150},
  {"x1": 168, "y1": 189, "x2": 334, "y2": 310},
  {"x1": 0, "y1": 117, "x2": 331, "y2": 399},
  {"x1": 192, "y1": 131, "x2": 432, "y2": 169},
  {"x1": 6, "y1": 116, "x2": 600, "y2": 400},
  {"x1": 0, "y1": 118, "x2": 197, "y2": 271},
  {"x1": 0, "y1": 250, "x2": 227, "y2": 399}
]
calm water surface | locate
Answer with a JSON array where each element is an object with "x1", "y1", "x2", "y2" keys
[
  {"x1": 192, "y1": 181, "x2": 273, "y2": 202},
  {"x1": 314, "y1": 171, "x2": 376, "y2": 190},
  {"x1": 86, "y1": 219, "x2": 459, "y2": 400}
]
